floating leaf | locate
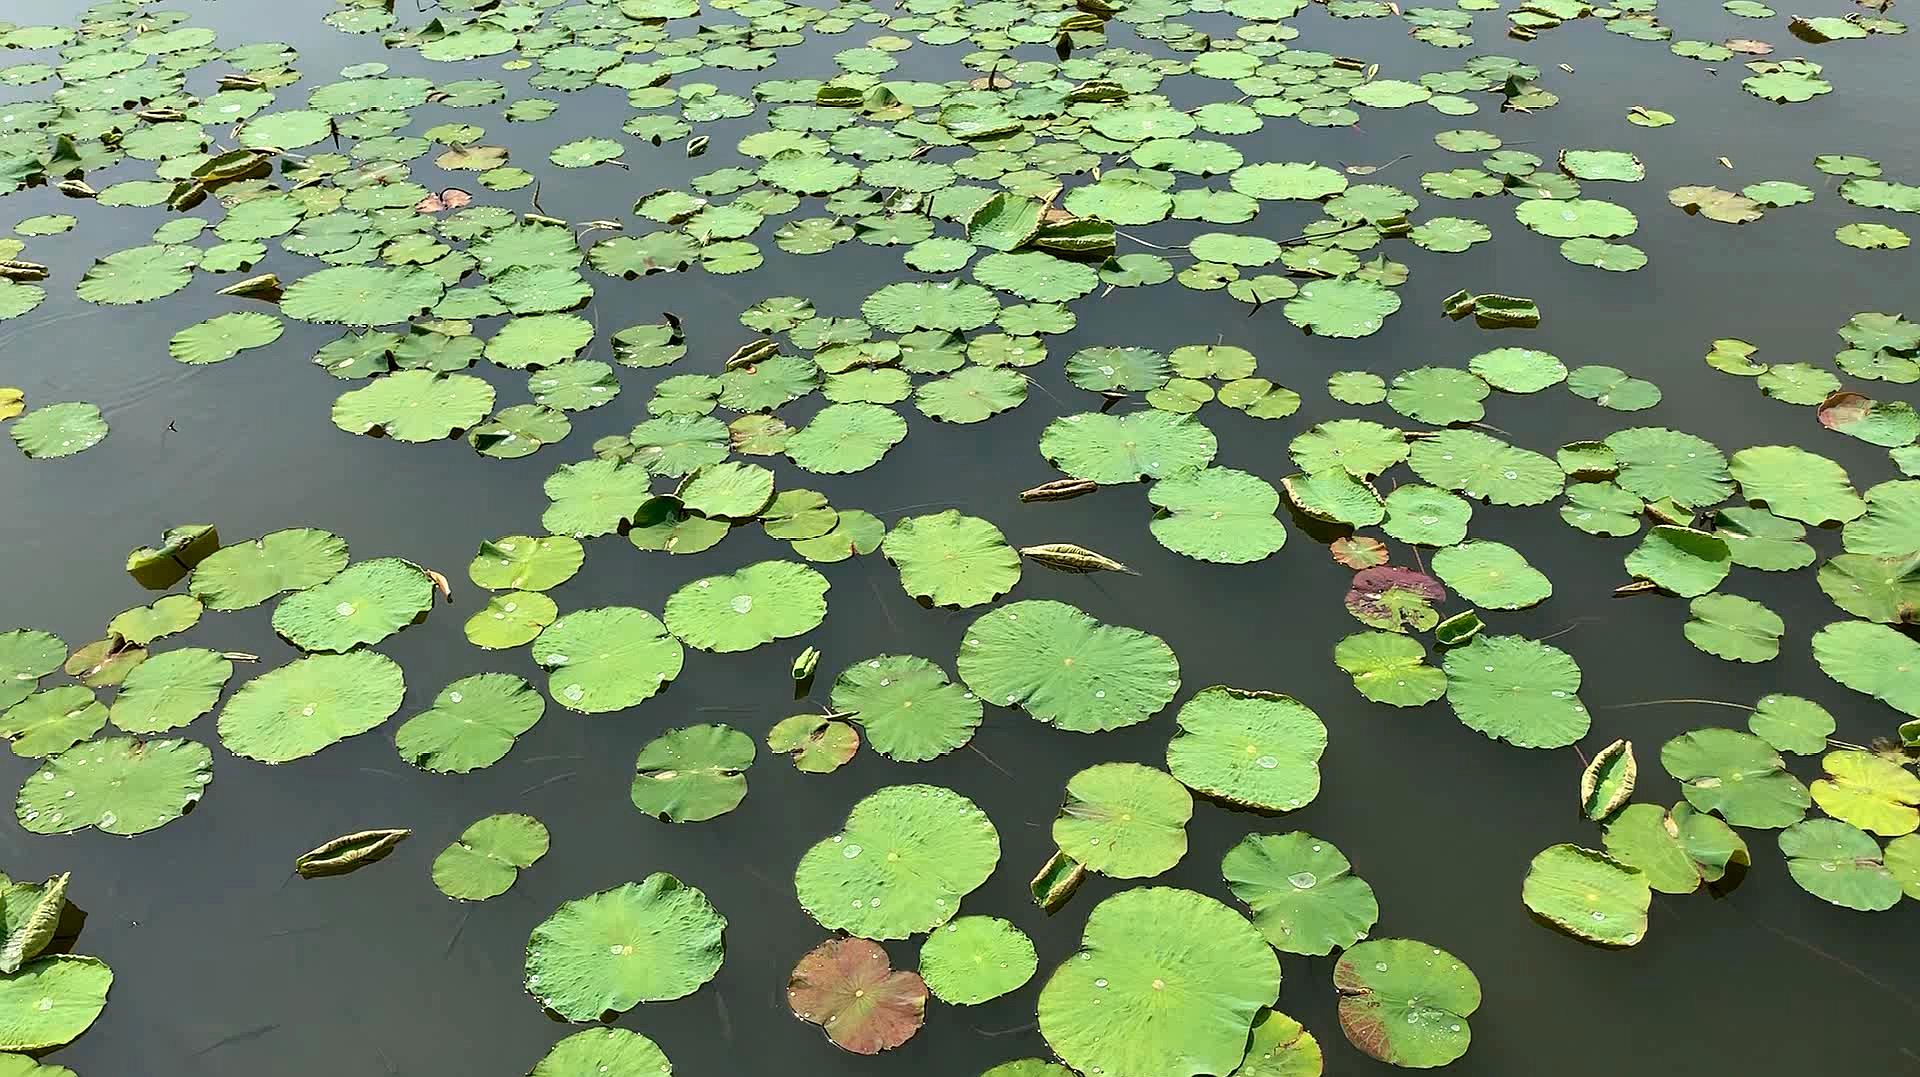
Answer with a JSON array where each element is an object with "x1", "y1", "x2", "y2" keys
[
  {"x1": 1603, "y1": 802, "x2": 1749, "y2": 893},
  {"x1": 1054, "y1": 763, "x2": 1192, "y2": 879},
  {"x1": 1039, "y1": 411, "x2": 1217, "y2": 483},
  {"x1": 1443, "y1": 636, "x2": 1589, "y2": 748},
  {"x1": 1581, "y1": 740, "x2": 1637, "y2": 820},
  {"x1": 830, "y1": 655, "x2": 980, "y2": 762},
  {"x1": 1522, "y1": 844, "x2": 1650, "y2": 946},
  {"x1": 534, "y1": 607, "x2": 683, "y2": 714},
  {"x1": 1334, "y1": 939, "x2": 1479, "y2": 1068},
  {"x1": 1661, "y1": 728, "x2": 1810, "y2": 828},
  {"x1": 295, "y1": 828, "x2": 409, "y2": 878},
  {"x1": 1432, "y1": 540, "x2": 1552, "y2": 610},
  {"x1": 1685, "y1": 594, "x2": 1784, "y2": 662},
  {"x1": 1038, "y1": 888, "x2": 1279, "y2": 1077},
  {"x1": 664, "y1": 561, "x2": 828, "y2": 653},
  {"x1": 787, "y1": 937, "x2": 927, "y2": 1054},
  {"x1": 1810, "y1": 750, "x2": 1920, "y2": 837},
  {"x1": 767, "y1": 714, "x2": 859, "y2": 774},
  {"x1": 218, "y1": 650, "x2": 403, "y2": 764},
  {"x1": 525, "y1": 874, "x2": 726, "y2": 1020},
  {"x1": 528, "y1": 1029, "x2": 670, "y2": 1077},
  {"x1": 880, "y1": 511, "x2": 1020, "y2": 608},
  {"x1": 958, "y1": 600, "x2": 1179, "y2": 733},
  {"x1": 631, "y1": 724, "x2": 754, "y2": 823},
  {"x1": 1224, "y1": 832, "x2": 1378, "y2": 956},
  {"x1": 0, "y1": 956, "x2": 111, "y2": 1051},
  {"x1": 1779, "y1": 819, "x2": 1900, "y2": 911},
  {"x1": 919, "y1": 916, "x2": 1036, "y2": 1005},
  {"x1": 794, "y1": 784, "x2": 999, "y2": 939},
  {"x1": 1167, "y1": 687, "x2": 1327, "y2": 812},
  {"x1": 395, "y1": 673, "x2": 543, "y2": 773},
  {"x1": 272, "y1": 557, "x2": 434, "y2": 652}
]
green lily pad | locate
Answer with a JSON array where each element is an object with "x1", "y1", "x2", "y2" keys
[
  {"x1": 664, "y1": 560, "x2": 829, "y2": 653},
  {"x1": 16, "y1": 737, "x2": 211, "y2": 836},
  {"x1": 0, "y1": 956, "x2": 111, "y2": 1051},
  {"x1": 1334, "y1": 939, "x2": 1479, "y2": 1068},
  {"x1": 1624, "y1": 526, "x2": 1731, "y2": 597},
  {"x1": 1284, "y1": 278, "x2": 1400, "y2": 338},
  {"x1": 830, "y1": 654, "x2": 981, "y2": 762},
  {"x1": 468, "y1": 535, "x2": 583, "y2": 592},
  {"x1": 10, "y1": 403, "x2": 106, "y2": 460},
  {"x1": 109, "y1": 648, "x2": 232, "y2": 734},
  {"x1": 1750, "y1": 693, "x2": 1836, "y2": 754},
  {"x1": 1054, "y1": 763, "x2": 1193, "y2": 879},
  {"x1": 1779, "y1": 818, "x2": 1901, "y2": 911},
  {"x1": 1812, "y1": 620, "x2": 1920, "y2": 717},
  {"x1": 432, "y1": 813, "x2": 549, "y2": 901},
  {"x1": 1432, "y1": 540, "x2": 1552, "y2": 610},
  {"x1": 464, "y1": 592, "x2": 558, "y2": 649},
  {"x1": 395, "y1": 673, "x2": 544, "y2": 773},
  {"x1": 1685, "y1": 594, "x2": 1784, "y2": 662},
  {"x1": 190, "y1": 530, "x2": 349, "y2": 612},
  {"x1": 958, "y1": 600, "x2": 1179, "y2": 733},
  {"x1": 880, "y1": 511, "x2": 1021, "y2": 608},
  {"x1": 1148, "y1": 467, "x2": 1288, "y2": 564},
  {"x1": 0, "y1": 688, "x2": 103, "y2": 759},
  {"x1": 918, "y1": 916, "x2": 1036, "y2": 1005},
  {"x1": 1660, "y1": 727, "x2": 1810, "y2": 828},
  {"x1": 529, "y1": 1029, "x2": 671, "y2": 1077},
  {"x1": 678, "y1": 461, "x2": 776, "y2": 519},
  {"x1": 1523, "y1": 845, "x2": 1650, "y2": 946},
  {"x1": 630, "y1": 724, "x2": 755, "y2": 823},
  {"x1": 1224, "y1": 831, "x2": 1379, "y2": 956},
  {"x1": 1039, "y1": 411, "x2": 1217, "y2": 483},
  {"x1": 107, "y1": 595, "x2": 202, "y2": 646},
  {"x1": 1038, "y1": 887, "x2": 1278, "y2": 1077},
  {"x1": 1409, "y1": 430, "x2": 1564, "y2": 506},
  {"x1": 271, "y1": 557, "x2": 434, "y2": 652},
  {"x1": 767, "y1": 714, "x2": 860, "y2": 774},
  {"x1": 1729, "y1": 445, "x2": 1865, "y2": 525},
  {"x1": 788, "y1": 403, "x2": 908, "y2": 474},
  {"x1": 1334, "y1": 632, "x2": 1447, "y2": 707},
  {"x1": 533, "y1": 607, "x2": 684, "y2": 713},
  {"x1": 1603, "y1": 802, "x2": 1749, "y2": 894},
  {"x1": 1442, "y1": 636, "x2": 1589, "y2": 748},
  {"x1": 1167, "y1": 687, "x2": 1327, "y2": 812},
  {"x1": 168, "y1": 311, "x2": 284, "y2": 364},
  {"x1": 794, "y1": 784, "x2": 1000, "y2": 939},
  {"x1": 218, "y1": 650, "x2": 405, "y2": 763},
  {"x1": 524, "y1": 874, "x2": 726, "y2": 1020}
]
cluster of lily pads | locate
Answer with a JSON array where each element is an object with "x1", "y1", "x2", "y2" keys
[{"x1": 0, "y1": 0, "x2": 1917, "y2": 1073}]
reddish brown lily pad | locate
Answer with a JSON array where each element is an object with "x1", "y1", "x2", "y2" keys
[
  {"x1": 1344, "y1": 566, "x2": 1447, "y2": 632},
  {"x1": 787, "y1": 937, "x2": 927, "y2": 1054},
  {"x1": 1331, "y1": 536, "x2": 1390, "y2": 570}
]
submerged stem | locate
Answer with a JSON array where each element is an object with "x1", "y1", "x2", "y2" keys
[{"x1": 1601, "y1": 698, "x2": 1751, "y2": 711}]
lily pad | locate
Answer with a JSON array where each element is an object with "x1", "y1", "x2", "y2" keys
[
  {"x1": 918, "y1": 916, "x2": 1036, "y2": 1005},
  {"x1": 794, "y1": 784, "x2": 1000, "y2": 939},
  {"x1": 1442, "y1": 636, "x2": 1589, "y2": 748},
  {"x1": 16, "y1": 737, "x2": 211, "y2": 836},
  {"x1": 1039, "y1": 411, "x2": 1217, "y2": 483},
  {"x1": 630, "y1": 724, "x2": 755, "y2": 823},
  {"x1": 524, "y1": 874, "x2": 726, "y2": 1020},
  {"x1": 830, "y1": 655, "x2": 981, "y2": 762},
  {"x1": 1224, "y1": 831, "x2": 1378, "y2": 956},
  {"x1": 1038, "y1": 887, "x2": 1279, "y2": 1077},
  {"x1": 432, "y1": 813, "x2": 549, "y2": 901},
  {"x1": 271, "y1": 557, "x2": 434, "y2": 652},
  {"x1": 664, "y1": 561, "x2": 829, "y2": 653},
  {"x1": 787, "y1": 937, "x2": 926, "y2": 1055},
  {"x1": 958, "y1": 600, "x2": 1179, "y2": 733},
  {"x1": 0, "y1": 956, "x2": 111, "y2": 1051},
  {"x1": 1660, "y1": 727, "x2": 1810, "y2": 828},
  {"x1": 1779, "y1": 818, "x2": 1901, "y2": 911},
  {"x1": 1603, "y1": 802, "x2": 1749, "y2": 893},
  {"x1": 395, "y1": 673, "x2": 544, "y2": 773},
  {"x1": 1167, "y1": 687, "x2": 1327, "y2": 812},
  {"x1": 1054, "y1": 763, "x2": 1193, "y2": 879},
  {"x1": 218, "y1": 650, "x2": 405, "y2": 763},
  {"x1": 533, "y1": 607, "x2": 684, "y2": 714},
  {"x1": 880, "y1": 511, "x2": 1021, "y2": 608},
  {"x1": 1334, "y1": 939, "x2": 1479, "y2": 1068}
]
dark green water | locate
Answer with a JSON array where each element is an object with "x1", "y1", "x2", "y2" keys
[{"x1": 0, "y1": 1, "x2": 1916, "y2": 1074}]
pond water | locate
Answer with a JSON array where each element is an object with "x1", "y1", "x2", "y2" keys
[{"x1": 0, "y1": 0, "x2": 1917, "y2": 1075}]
